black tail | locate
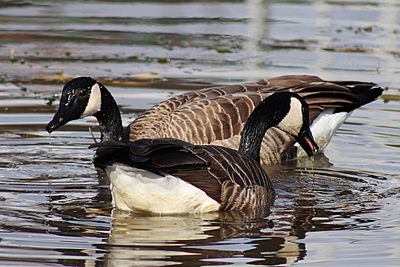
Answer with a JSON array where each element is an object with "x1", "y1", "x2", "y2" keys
[{"x1": 331, "y1": 81, "x2": 383, "y2": 112}]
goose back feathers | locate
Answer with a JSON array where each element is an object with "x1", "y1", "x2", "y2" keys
[{"x1": 46, "y1": 75, "x2": 383, "y2": 165}]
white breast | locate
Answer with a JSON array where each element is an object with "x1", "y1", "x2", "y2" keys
[{"x1": 105, "y1": 163, "x2": 220, "y2": 214}]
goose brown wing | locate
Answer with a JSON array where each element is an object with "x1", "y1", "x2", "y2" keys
[
  {"x1": 176, "y1": 145, "x2": 275, "y2": 211},
  {"x1": 138, "y1": 139, "x2": 273, "y2": 203},
  {"x1": 128, "y1": 75, "x2": 382, "y2": 165},
  {"x1": 130, "y1": 75, "x2": 382, "y2": 143},
  {"x1": 149, "y1": 142, "x2": 275, "y2": 211},
  {"x1": 130, "y1": 89, "x2": 264, "y2": 144}
]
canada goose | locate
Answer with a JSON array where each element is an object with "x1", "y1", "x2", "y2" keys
[
  {"x1": 46, "y1": 75, "x2": 382, "y2": 165},
  {"x1": 90, "y1": 92, "x2": 318, "y2": 214}
]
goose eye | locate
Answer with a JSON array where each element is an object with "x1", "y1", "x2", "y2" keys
[{"x1": 79, "y1": 89, "x2": 88, "y2": 97}]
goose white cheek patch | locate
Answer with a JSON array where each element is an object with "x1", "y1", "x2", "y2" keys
[
  {"x1": 277, "y1": 97, "x2": 303, "y2": 137},
  {"x1": 81, "y1": 83, "x2": 102, "y2": 118}
]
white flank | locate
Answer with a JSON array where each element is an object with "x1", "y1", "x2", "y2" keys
[
  {"x1": 106, "y1": 163, "x2": 220, "y2": 214},
  {"x1": 296, "y1": 109, "x2": 351, "y2": 157},
  {"x1": 81, "y1": 83, "x2": 102, "y2": 118},
  {"x1": 278, "y1": 97, "x2": 303, "y2": 136}
]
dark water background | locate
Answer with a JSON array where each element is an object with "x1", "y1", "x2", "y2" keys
[{"x1": 0, "y1": 0, "x2": 399, "y2": 266}]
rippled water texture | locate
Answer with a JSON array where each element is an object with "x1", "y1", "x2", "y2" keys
[{"x1": 0, "y1": 0, "x2": 399, "y2": 266}]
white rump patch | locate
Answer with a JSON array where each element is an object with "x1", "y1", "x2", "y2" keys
[
  {"x1": 278, "y1": 97, "x2": 303, "y2": 137},
  {"x1": 106, "y1": 163, "x2": 220, "y2": 214},
  {"x1": 81, "y1": 83, "x2": 101, "y2": 118}
]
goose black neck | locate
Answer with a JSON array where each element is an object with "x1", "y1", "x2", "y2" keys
[
  {"x1": 94, "y1": 85, "x2": 123, "y2": 141},
  {"x1": 238, "y1": 93, "x2": 289, "y2": 163}
]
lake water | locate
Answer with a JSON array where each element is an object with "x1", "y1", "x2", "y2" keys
[{"x1": 0, "y1": 0, "x2": 399, "y2": 266}]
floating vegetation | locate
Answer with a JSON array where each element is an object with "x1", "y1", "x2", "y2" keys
[
  {"x1": 380, "y1": 94, "x2": 400, "y2": 102},
  {"x1": 336, "y1": 25, "x2": 384, "y2": 34},
  {"x1": 131, "y1": 73, "x2": 165, "y2": 80},
  {"x1": 322, "y1": 47, "x2": 370, "y2": 53},
  {"x1": 157, "y1": 57, "x2": 170, "y2": 64},
  {"x1": 216, "y1": 48, "x2": 233, "y2": 54}
]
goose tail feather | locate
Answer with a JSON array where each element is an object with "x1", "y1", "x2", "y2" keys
[{"x1": 331, "y1": 82, "x2": 383, "y2": 112}]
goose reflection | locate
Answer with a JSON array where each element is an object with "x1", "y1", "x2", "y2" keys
[{"x1": 100, "y1": 207, "x2": 304, "y2": 266}]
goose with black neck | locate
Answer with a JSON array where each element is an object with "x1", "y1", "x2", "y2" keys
[
  {"x1": 46, "y1": 77, "x2": 123, "y2": 141},
  {"x1": 89, "y1": 92, "x2": 318, "y2": 214}
]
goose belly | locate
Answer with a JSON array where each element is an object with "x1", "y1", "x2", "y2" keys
[
  {"x1": 105, "y1": 163, "x2": 220, "y2": 214},
  {"x1": 296, "y1": 109, "x2": 351, "y2": 157}
]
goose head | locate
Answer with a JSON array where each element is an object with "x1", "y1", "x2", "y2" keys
[
  {"x1": 276, "y1": 92, "x2": 319, "y2": 157},
  {"x1": 239, "y1": 91, "x2": 319, "y2": 162},
  {"x1": 46, "y1": 77, "x2": 102, "y2": 133}
]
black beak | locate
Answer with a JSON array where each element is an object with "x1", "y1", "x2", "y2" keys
[
  {"x1": 46, "y1": 99, "x2": 83, "y2": 133},
  {"x1": 46, "y1": 111, "x2": 68, "y2": 133},
  {"x1": 296, "y1": 127, "x2": 319, "y2": 157}
]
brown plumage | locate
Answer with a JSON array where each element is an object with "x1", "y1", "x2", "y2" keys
[
  {"x1": 129, "y1": 75, "x2": 382, "y2": 165},
  {"x1": 46, "y1": 75, "x2": 383, "y2": 166}
]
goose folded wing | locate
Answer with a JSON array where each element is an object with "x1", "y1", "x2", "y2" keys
[
  {"x1": 155, "y1": 145, "x2": 273, "y2": 203},
  {"x1": 90, "y1": 139, "x2": 272, "y2": 204}
]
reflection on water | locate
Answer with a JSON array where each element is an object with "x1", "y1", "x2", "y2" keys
[{"x1": 0, "y1": 0, "x2": 399, "y2": 266}]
